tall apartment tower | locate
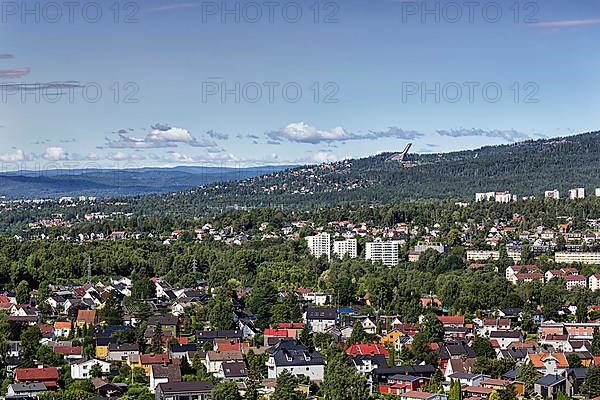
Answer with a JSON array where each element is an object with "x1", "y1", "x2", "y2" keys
[
  {"x1": 306, "y1": 232, "x2": 331, "y2": 260},
  {"x1": 333, "y1": 239, "x2": 358, "y2": 259},
  {"x1": 569, "y1": 187, "x2": 585, "y2": 199},
  {"x1": 366, "y1": 238, "x2": 400, "y2": 266}
]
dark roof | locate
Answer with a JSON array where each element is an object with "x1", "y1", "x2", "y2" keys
[
  {"x1": 221, "y1": 361, "x2": 247, "y2": 378},
  {"x1": 502, "y1": 367, "x2": 521, "y2": 380},
  {"x1": 156, "y1": 381, "x2": 213, "y2": 394},
  {"x1": 196, "y1": 330, "x2": 242, "y2": 341},
  {"x1": 306, "y1": 307, "x2": 337, "y2": 320},
  {"x1": 567, "y1": 368, "x2": 588, "y2": 380},
  {"x1": 490, "y1": 330, "x2": 521, "y2": 339},
  {"x1": 536, "y1": 375, "x2": 566, "y2": 387},
  {"x1": 148, "y1": 315, "x2": 178, "y2": 326},
  {"x1": 372, "y1": 364, "x2": 437, "y2": 378},
  {"x1": 351, "y1": 354, "x2": 387, "y2": 368},
  {"x1": 108, "y1": 343, "x2": 139, "y2": 352},
  {"x1": 438, "y1": 343, "x2": 475, "y2": 360},
  {"x1": 169, "y1": 343, "x2": 197, "y2": 353},
  {"x1": 267, "y1": 340, "x2": 324, "y2": 367},
  {"x1": 499, "y1": 348, "x2": 528, "y2": 360},
  {"x1": 151, "y1": 365, "x2": 182, "y2": 382}
]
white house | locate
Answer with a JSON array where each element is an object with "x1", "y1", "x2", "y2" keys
[
  {"x1": 70, "y1": 358, "x2": 111, "y2": 379},
  {"x1": 266, "y1": 340, "x2": 325, "y2": 381},
  {"x1": 489, "y1": 330, "x2": 522, "y2": 349},
  {"x1": 589, "y1": 274, "x2": 600, "y2": 291},
  {"x1": 304, "y1": 307, "x2": 337, "y2": 333}
]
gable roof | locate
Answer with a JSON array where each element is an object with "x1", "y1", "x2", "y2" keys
[{"x1": 77, "y1": 309, "x2": 96, "y2": 325}]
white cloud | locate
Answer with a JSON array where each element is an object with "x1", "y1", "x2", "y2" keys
[
  {"x1": 437, "y1": 128, "x2": 530, "y2": 143},
  {"x1": 269, "y1": 122, "x2": 350, "y2": 144},
  {"x1": 43, "y1": 147, "x2": 68, "y2": 161},
  {"x1": 106, "y1": 124, "x2": 217, "y2": 149},
  {"x1": 0, "y1": 149, "x2": 26, "y2": 162},
  {"x1": 311, "y1": 151, "x2": 338, "y2": 163},
  {"x1": 268, "y1": 122, "x2": 424, "y2": 144},
  {"x1": 106, "y1": 151, "x2": 146, "y2": 161}
]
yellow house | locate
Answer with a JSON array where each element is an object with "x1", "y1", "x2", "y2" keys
[
  {"x1": 381, "y1": 329, "x2": 405, "y2": 348},
  {"x1": 95, "y1": 340, "x2": 109, "y2": 359}
]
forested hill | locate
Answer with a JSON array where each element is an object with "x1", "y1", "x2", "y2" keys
[{"x1": 148, "y1": 130, "x2": 600, "y2": 210}]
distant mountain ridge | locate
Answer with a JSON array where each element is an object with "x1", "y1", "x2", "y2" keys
[
  {"x1": 155, "y1": 131, "x2": 600, "y2": 209},
  {"x1": 0, "y1": 165, "x2": 297, "y2": 199}
]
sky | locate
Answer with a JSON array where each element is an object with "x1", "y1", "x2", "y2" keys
[{"x1": 1, "y1": 0, "x2": 599, "y2": 169}]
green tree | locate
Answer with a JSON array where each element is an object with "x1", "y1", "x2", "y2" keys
[
  {"x1": 516, "y1": 362, "x2": 539, "y2": 396},
  {"x1": 151, "y1": 323, "x2": 163, "y2": 354},
  {"x1": 472, "y1": 336, "x2": 495, "y2": 359},
  {"x1": 90, "y1": 363, "x2": 103, "y2": 378},
  {"x1": 19, "y1": 326, "x2": 42, "y2": 367},
  {"x1": 247, "y1": 279, "x2": 277, "y2": 330},
  {"x1": 322, "y1": 350, "x2": 369, "y2": 400},
  {"x1": 449, "y1": 379, "x2": 462, "y2": 400},
  {"x1": 211, "y1": 381, "x2": 241, "y2": 400},
  {"x1": 273, "y1": 370, "x2": 303, "y2": 400},
  {"x1": 348, "y1": 321, "x2": 372, "y2": 345},
  {"x1": 420, "y1": 313, "x2": 444, "y2": 344},
  {"x1": 592, "y1": 327, "x2": 600, "y2": 356},
  {"x1": 100, "y1": 292, "x2": 123, "y2": 325},
  {"x1": 581, "y1": 366, "x2": 600, "y2": 398},
  {"x1": 207, "y1": 289, "x2": 235, "y2": 330},
  {"x1": 566, "y1": 353, "x2": 582, "y2": 368},
  {"x1": 15, "y1": 280, "x2": 30, "y2": 305}
]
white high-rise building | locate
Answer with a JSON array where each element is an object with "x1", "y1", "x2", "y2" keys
[
  {"x1": 545, "y1": 190, "x2": 560, "y2": 199},
  {"x1": 306, "y1": 232, "x2": 331, "y2": 260},
  {"x1": 595, "y1": 188, "x2": 600, "y2": 197},
  {"x1": 569, "y1": 188, "x2": 585, "y2": 199},
  {"x1": 366, "y1": 238, "x2": 400, "y2": 266},
  {"x1": 333, "y1": 239, "x2": 357, "y2": 259}
]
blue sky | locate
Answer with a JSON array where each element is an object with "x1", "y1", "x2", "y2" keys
[{"x1": 1, "y1": 0, "x2": 599, "y2": 168}]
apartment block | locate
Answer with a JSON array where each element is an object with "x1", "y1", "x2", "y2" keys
[
  {"x1": 306, "y1": 232, "x2": 331, "y2": 260},
  {"x1": 555, "y1": 252, "x2": 600, "y2": 265},
  {"x1": 333, "y1": 239, "x2": 358, "y2": 259},
  {"x1": 366, "y1": 239, "x2": 400, "y2": 266},
  {"x1": 569, "y1": 188, "x2": 585, "y2": 199}
]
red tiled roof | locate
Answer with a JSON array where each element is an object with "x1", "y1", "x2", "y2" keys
[
  {"x1": 15, "y1": 367, "x2": 59, "y2": 382},
  {"x1": 346, "y1": 343, "x2": 389, "y2": 357},
  {"x1": 437, "y1": 316, "x2": 465, "y2": 325},
  {"x1": 141, "y1": 354, "x2": 170, "y2": 364},
  {"x1": 53, "y1": 346, "x2": 83, "y2": 356},
  {"x1": 77, "y1": 309, "x2": 96, "y2": 325}
]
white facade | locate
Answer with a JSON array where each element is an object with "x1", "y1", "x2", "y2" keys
[
  {"x1": 569, "y1": 187, "x2": 585, "y2": 199},
  {"x1": 366, "y1": 239, "x2": 400, "y2": 266},
  {"x1": 596, "y1": 188, "x2": 600, "y2": 197},
  {"x1": 555, "y1": 252, "x2": 600, "y2": 265},
  {"x1": 333, "y1": 239, "x2": 358, "y2": 259},
  {"x1": 70, "y1": 359, "x2": 111, "y2": 379},
  {"x1": 590, "y1": 274, "x2": 600, "y2": 291},
  {"x1": 266, "y1": 358, "x2": 325, "y2": 381},
  {"x1": 306, "y1": 233, "x2": 331, "y2": 260},
  {"x1": 475, "y1": 192, "x2": 495, "y2": 202},
  {"x1": 545, "y1": 190, "x2": 560, "y2": 199}
]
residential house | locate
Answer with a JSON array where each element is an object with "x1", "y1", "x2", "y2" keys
[
  {"x1": 534, "y1": 375, "x2": 567, "y2": 400},
  {"x1": 489, "y1": 330, "x2": 523, "y2": 350},
  {"x1": 6, "y1": 383, "x2": 47, "y2": 398},
  {"x1": 107, "y1": 343, "x2": 140, "y2": 362},
  {"x1": 266, "y1": 340, "x2": 325, "y2": 381},
  {"x1": 14, "y1": 367, "x2": 59, "y2": 389},
  {"x1": 304, "y1": 307, "x2": 337, "y2": 333},
  {"x1": 70, "y1": 358, "x2": 111, "y2": 379},
  {"x1": 155, "y1": 381, "x2": 213, "y2": 400},
  {"x1": 150, "y1": 364, "x2": 182, "y2": 393},
  {"x1": 528, "y1": 353, "x2": 569, "y2": 376}
]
